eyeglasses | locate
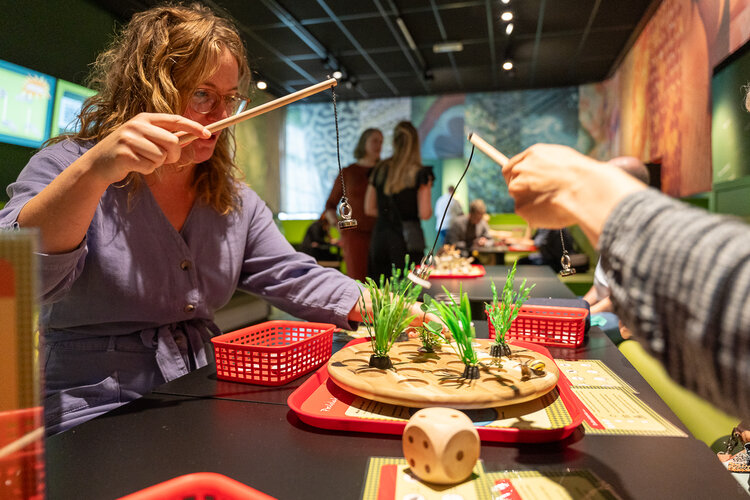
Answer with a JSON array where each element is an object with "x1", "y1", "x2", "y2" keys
[{"x1": 190, "y1": 88, "x2": 251, "y2": 116}]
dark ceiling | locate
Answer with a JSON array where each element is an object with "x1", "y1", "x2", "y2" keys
[{"x1": 92, "y1": 0, "x2": 661, "y2": 101}]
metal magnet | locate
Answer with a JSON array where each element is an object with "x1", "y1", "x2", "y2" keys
[
  {"x1": 559, "y1": 251, "x2": 576, "y2": 277},
  {"x1": 336, "y1": 197, "x2": 358, "y2": 229}
]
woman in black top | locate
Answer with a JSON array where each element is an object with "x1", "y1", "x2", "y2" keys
[{"x1": 364, "y1": 121, "x2": 433, "y2": 280}]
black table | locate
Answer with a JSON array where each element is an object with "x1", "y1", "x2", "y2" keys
[
  {"x1": 426, "y1": 264, "x2": 575, "y2": 317},
  {"x1": 46, "y1": 324, "x2": 747, "y2": 499}
]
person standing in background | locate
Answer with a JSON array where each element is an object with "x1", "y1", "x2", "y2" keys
[
  {"x1": 325, "y1": 128, "x2": 382, "y2": 281},
  {"x1": 434, "y1": 185, "x2": 463, "y2": 246},
  {"x1": 365, "y1": 121, "x2": 433, "y2": 280}
]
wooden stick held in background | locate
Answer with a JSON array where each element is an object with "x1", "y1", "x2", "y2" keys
[
  {"x1": 179, "y1": 77, "x2": 338, "y2": 146},
  {"x1": 467, "y1": 132, "x2": 509, "y2": 167}
]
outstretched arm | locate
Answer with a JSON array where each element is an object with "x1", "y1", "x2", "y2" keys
[{"x1": 502, "y1": 144, "x2": 646, "y2": 246}]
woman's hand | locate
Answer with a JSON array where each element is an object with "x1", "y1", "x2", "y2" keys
[{"x1": 87, "y1": 113, "x2": 211, "y2": 184}]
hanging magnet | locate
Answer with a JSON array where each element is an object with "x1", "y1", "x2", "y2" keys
[
  {"x1": 337, "y1": 197, "x2": 358, "y2": 229},
  {"x1": 559, "y1": 251, "x2": 576, "y2": 277}
]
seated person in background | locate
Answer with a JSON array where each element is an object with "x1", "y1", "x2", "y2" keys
[
  {"x1": 502, "y1": 141, "x2": 750, "y2": 419},
  {"x1": 445, "y1": 199, "x2": 491, "y2": 256},
  {"x1": 434, "y1": 185, "x2": 463, "y2": 246},
  {"x1": 516, "y1": 227, "x2": 577, "y2": 273},
  {"x1": 300, "y1": 214, "x2": 339, "y2": 263}
]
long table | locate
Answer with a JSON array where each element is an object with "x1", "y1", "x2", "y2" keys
[
  {"x1": 426, "y1": 264, "x2": 577, "y2": 318},
  {"x1": 45, "y1": 320, "x2": 747, "y2": 499}
]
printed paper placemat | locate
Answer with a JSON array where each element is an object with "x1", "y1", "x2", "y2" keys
[
  {"x1": 362, "y1": 457, "x2": 489, "y2": 500},
  {"x1": 361, "y1": 458, "x2": 623, "y2": 500},
  {"x1": 485, "y1": 470, "x2": 622, "y2": 500},
  {"x1": 555, "y1": 360, "x2": 636, "y2": 393},
  {"x1": 573, "y1": 386, "x2": 686, "y2": 437}
]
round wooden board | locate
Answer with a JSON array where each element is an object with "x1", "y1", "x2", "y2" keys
[{"x1": 327, "y1": 339, "x2": 559, "y2": 409}]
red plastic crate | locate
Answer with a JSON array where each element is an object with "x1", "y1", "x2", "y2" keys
[
  {"x1": 211, "y1": 320, "x2": 335, "y2": 386},
  {"x1": 487, "y1": 304, "x2": 587, "y2": 347},
  {"x1": 0, "y1": 407, "x2": 44, "y2": 500},
  {"x1": 119, "y1": 472, "x2": 275, "y2": 499}
]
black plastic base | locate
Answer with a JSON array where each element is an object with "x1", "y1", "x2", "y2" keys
[
  {"x1": 490, "y1": 343, "x2": 512, "y2": 358},
  {"x1": 462, "y1": 364, "x2": 480, "y2": 379},
  {"x1": 369, "y1": 355, "x2": 393, "y2": 369}
]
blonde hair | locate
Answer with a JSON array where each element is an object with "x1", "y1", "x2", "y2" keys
[
  {"x1": 377, "y1": 121, "x2": 422, "y2": 195},
  {"x1": 51, "y1": 3, "x2": 250, "y2": 214}
]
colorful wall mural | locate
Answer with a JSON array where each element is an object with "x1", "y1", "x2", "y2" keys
[
  {"x1": 277, "y1": 0, "x2": 750, "y2": 216},
  {"x1": 610, "y1": 0, "x2": 750, "y2": 197},
  {"x1": 283, "y1": 87, "x2": 585, "y2": 215}
]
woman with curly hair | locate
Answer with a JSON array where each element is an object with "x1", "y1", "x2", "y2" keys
[{"x1": 0, "y1": 4, "x2": 425, "y2": 434}]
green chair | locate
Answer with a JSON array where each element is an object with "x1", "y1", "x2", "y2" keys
[{"x1": 618, "y1": 339, "x2": 739, "y2": 451}]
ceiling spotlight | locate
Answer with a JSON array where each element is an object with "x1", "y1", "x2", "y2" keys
[
  {"x1": 501, "y1": 11, "x2": 513, "y2": 21},
  {"x1": 505, "y1": 22, "x2": 514, "y2": 35},
  {"x1": 256, "y1": 80, "x2": 268, "y2": 90},
  {"x1": 332, "y1": 70, "x2": 343, "y2": 79},
  {"x1": 501, "y1": 0, "x2": 510, "y2": 3},
  {"x1": 502, "y1": 60, "x2": 513, "y2": 71}
]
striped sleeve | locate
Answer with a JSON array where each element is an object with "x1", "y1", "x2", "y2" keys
[{"x1": 599, "y1": 189, "x2": 750, "y2": 418}]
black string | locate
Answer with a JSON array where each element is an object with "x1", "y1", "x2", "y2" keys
[
  {"x1": 427, "y1": 144, "x2": 475, "y2": 258},
  {"x1": 331, "y1": 82, "x2": 347, "y2": 200}
]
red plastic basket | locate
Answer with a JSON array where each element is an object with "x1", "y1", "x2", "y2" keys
[
  {"x1": 0, "y1": 407, "x2": 44, "y2": 500},
  {"x1": 487, "y1": 304, "x2": 587, "y2": 347},
  {"x1": 119, "y1": 472, "x2": 275, "y2": 499},
  {"x1": 211, "y1": 320, "x2": 335, "y2": 386}
]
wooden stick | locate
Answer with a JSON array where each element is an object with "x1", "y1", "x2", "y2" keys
[
  {"x1": 179, "y1": 77, "x2": 338, "y2": 146},
  {"x1": 467, "y1": 132, "x2": 509, "y2": 167},
  {"x1": 0, "y1": 426, "x2": 43, "y2": 460}
]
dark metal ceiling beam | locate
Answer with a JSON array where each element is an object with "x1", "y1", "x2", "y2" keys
[
  {"x1": 202, "y1": 0, "x2": 309, "y2": 94},
  {"x1": 373, "y1": 0, "x2": 431, "y2": 93},
  {"x1": 251, "y1": 0, "x2": 485, "y2": 30},
  {"x1": 316, "y1": 0, "x2": 397, "y2": 96},
  {"x1": 529, "y1": 0, "x2": 547, "y2": 86},
  {"x1": 485, "y1": 0, "x2": 498, "y2": 87},
  {"x1": 429, "y1": 0, "x2": 463, "y2": 88},
  {"x1": 257, "y1": 0, "x2": 366, "y2": 98},
  {"x1": 259, "y1": 0, "x2": 329, "y2": 61},
  {"x1": 567, "y1": 0, "x2": 601, "y2": 79}
]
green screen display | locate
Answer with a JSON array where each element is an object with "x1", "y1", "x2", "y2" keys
[
  {"x1": 0, "y1": 60, "x2": 55, "y2": 148},
  {"x1": 711, "y1": 44, "x2": 750, "y2": 184},
  {"x1": 51, "y1": 79, "x2": 96, "y2": 137}
]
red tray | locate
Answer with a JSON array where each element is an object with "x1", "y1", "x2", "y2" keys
[
  {"x1": 427, "y1": 264, "x2": 486, "y2": 279},
  {"x1": 119, "y1": 472, "x2": 275, "y2": 499},
  {"x1": 287, "y1": 340, "x2": 584, "y2": 443}
]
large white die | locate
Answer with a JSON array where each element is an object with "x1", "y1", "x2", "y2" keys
[{"x1": 402, "y1": 407, "x2": 480, "y2": 484}]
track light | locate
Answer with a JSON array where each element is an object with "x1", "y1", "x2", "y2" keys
[
  {"x1": 501, "y1": 11, "x2": 513, "y2": 21},
  {"x1": 502, "y1": 60, "x2": 513, "y2": 71},
  {"x1": 506, "y1": 23, "x2": 514, "y2": 35},
  {"x1": 396, "y1": 17, "x2": 418, "y2": 51},
  {"x1": 501, "y1": 0, "x2": 510, "y2": 3},
  {"x1": 256, "y1": 80, "x2": 268, "y2": 90}
]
